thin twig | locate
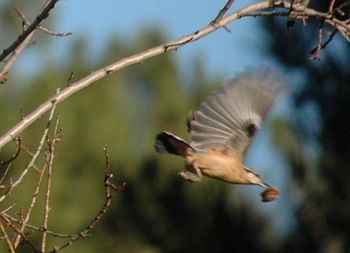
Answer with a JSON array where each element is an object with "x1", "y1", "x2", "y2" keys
[
  {"x1": 20, "y1": 142, "x2": 43, "y2": 163},
  {"x1": 15, "y1": 6, "x2": 72, "y2": 37},
  {"x1": 50, "y1": 146, "x2": 126, "y2": 252},
  {"x1": 310, "y1": 21, "x2": 325, "y2": 61},
  {"x1": 310, "y1": 29, "x2": 338, "y2": 55},
  {"x1": 211, "y1": 0, "x2": 235, "y2": 32},
  {"x1": 0, "y1": 32, "x2": 34, "y2": 84},
  {"x1": 0, "y1": 221, "x2": 16, "y2": 253},
  {"x1": 328, "y1": 0, "x2": 336, "y2": 13},
  {"x1": 243, "y1": 8, "x2": 350, "y2": 42},
  {"x1": 13, "y1": 95, "x2": 59, "y2": 248},
  {"x1": 332, "y1": 1, "x2": 350, "y2": 17},
  {"x1": 0, "y1": 213, "x2": 41, "y2": 253},
  {"x1": 20, "y1": 143, "x2": 35, "y2": 157},
  {"x1": 213, "y1": 0, "x2": 235, "y2": 21},
  {"x1": 2, "y1": 212, "x2": 79, "y2": 238},
  {"x1": 0, "y1": 0, "x2": 59, "y2": 62},
  {"x1": 41, "y1": 114, "x2": 60, "y2": 252},
  {"x1": 12, "y1": 163, "x2": 47, "y2": 248},
  {"x1": 0, "y1": 99, "x2": 57, "y2": 203},
  {"x1": 14, "y1": 6, "x2": 29, "y2": 29},
  {"x1": 0, "y1": 1, "x2": 61, "y2": 84},
  {"x1": 287, "y1": 0, "x2": 296, "y2": 28},
  {"x1": 308, "y1": 0, "x2": 345, "y2": 60},
  {"x1": 0, "y1": 138, "x2": 22, "y2": 187},
  {"x1": 66, "y1": 71, "x2": 74, "y2": 86},
  {"x1": 19, "y1": 143, "x2": 42, "y2": 172},
  {"x1": 1, "y1": 205, "x2": 14, "y2": 213},
  {"x1": 0, "y1": 137, "x2": 22, "y2": 166},
  {"x1": 38, "y1": 26, "x2": 72, "y2": 37}
]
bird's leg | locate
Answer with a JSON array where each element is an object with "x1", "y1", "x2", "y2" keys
[
  {"x1": 179, "y1": 171, "x2": 201, "y2": 182},
  {"x1": 193, "y1": 163, "x2": 202, "y2": 179},
  {"x1": 179, "y1": 163, "x2": 202, "y2": 182}
]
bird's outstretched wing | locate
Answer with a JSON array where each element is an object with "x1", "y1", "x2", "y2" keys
[{"x1": 188, "y1": 69, "x2": 286, "y2": 154}]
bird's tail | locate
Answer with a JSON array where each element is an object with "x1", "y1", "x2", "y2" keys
[{"x1": 155, "y1": 131, "x2": 193, "y2": 157}]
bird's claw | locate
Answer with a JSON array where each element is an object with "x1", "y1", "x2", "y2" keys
[{"x1": 179, "y1": 171, "x2": 202, "y2": 182}]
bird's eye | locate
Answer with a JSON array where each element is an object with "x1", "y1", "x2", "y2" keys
[{"x1": 245, "y1": 123, "x2": 257, "y2": 137}]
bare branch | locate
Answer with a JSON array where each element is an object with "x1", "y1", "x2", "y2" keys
[
  {"x1": 323, "y1": 29, "x2": 338, "y2": 49},
  {"x1": 0, "y1": 213, "x2": 41, "y2": 253},
  {"x1": 13, "y1": 163, "x2": 47, "y2": 248},
  {"x1": 38, "y1": 26, "x2": 72, "y2": 37},
  {"x1": 0, "y1": 221, "x2": 16, "y2": 253},
  {"x1": 15, "y1": 6, "x2": 72, "y2": 37},
  {"x1": 0, "y1": 0, "x2": 59, "y2": 62},
  {"x1": 328, "y1": 0, "x2": 336, "y2": 13},
  {"x1": 0, "y1": 138, "x2": 21, "y2": 195},
  {"x1": 0, "y1": 0, "x2": 63, "y2": 84},
  {"x1": 0, "y1": 137, "x2": 22, "y2": 166},
  {"x1": 0, "y1": 32, "x2": 34, "y2": 84},
  {"x1": 66, "y1": 71, "x2": 75, "y2": 86},
  {"x1": 2, "y1": 212, "x2": 79, "y2": 238},
  {"x1": 310, "y1": 22, "x2": 325, "y2": 61},
  {"x1": 213, "y1": 0, "x2": 235, "y2": 21},
  {"x1": 50, "y1": 146, "x2": 125, "y2": 252},
  {"x1": 0, "y1": 163, "x2": 12, "y2": 188},
  {"x1": 41, "y1": 115, "x2": 60, "y2": 252},
  {"x1": 18, "y1": 144, "x2": 42, "y2": 172},
  {"x1": 212, "y1": 0, "x2": 236, "y2": 31},
  {"x1": 332, "y1": 1, "x2": 350, "y2": 17},
  {"x1": 0, "y1": 98, "x2": 57, "y2": 203}
]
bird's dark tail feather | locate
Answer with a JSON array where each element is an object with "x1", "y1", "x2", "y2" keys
[{"x1": 155, "y1": 131, "x2": 193, "y2": 157}]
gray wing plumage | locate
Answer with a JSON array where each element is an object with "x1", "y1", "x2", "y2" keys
[{"x1": 189, "y1": 69, "x2": 286, "y2": 154}]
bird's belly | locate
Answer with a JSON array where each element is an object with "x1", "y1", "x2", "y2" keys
[{"x1": 189, "y1": 150, "x2": 244, "y2": 183}]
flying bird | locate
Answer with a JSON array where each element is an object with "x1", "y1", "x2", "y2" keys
[{"x1": 155, "y1": 69, "x2": 286, "y2": 202}]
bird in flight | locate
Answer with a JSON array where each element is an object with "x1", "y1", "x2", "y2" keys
[{"x1": 155, "y1": 69, "x2": 286, "y2": 202}]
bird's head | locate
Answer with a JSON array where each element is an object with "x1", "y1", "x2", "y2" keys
[
  {"x1": 246, "y1": 171, "x2": 265, "y2": 187},
  {"x1": 244, "y1": 166, "x2": 279, "y2": 202},
  {"x1": 244, "y1": 167, "x2": 269, "y2": 188}
]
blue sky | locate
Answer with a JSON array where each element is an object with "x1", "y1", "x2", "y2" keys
[{"x1": 49, "y1": 0, "x2": 275, "y2": 78}]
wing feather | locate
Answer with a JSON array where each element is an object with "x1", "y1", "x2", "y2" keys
[
  {"x1": 192, "y1": 112, "x2": 233, "y2": 135},
  {"x1": 189, "y1": 69, "x2": 286, "y2": 154}
]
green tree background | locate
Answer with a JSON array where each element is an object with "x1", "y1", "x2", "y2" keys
[{"x1": 1, "y1": 1, "x2": 350, "y2": 253}]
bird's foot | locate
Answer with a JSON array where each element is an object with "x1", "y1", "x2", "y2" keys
[{"x1": 179, "y1": 171, "x2": 202, "y2": 182}]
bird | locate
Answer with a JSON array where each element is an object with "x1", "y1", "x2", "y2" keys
[
  {"x1": 154, "y1": 69, "x2": 286, "y2": 202},
  {"x1": 287, "y1": 0, "x2": 310, "y2": 28}
]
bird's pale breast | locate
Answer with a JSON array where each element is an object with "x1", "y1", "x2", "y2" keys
[{"x1": 186, "y1": 148, "x2": 247, "y2": 184}]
